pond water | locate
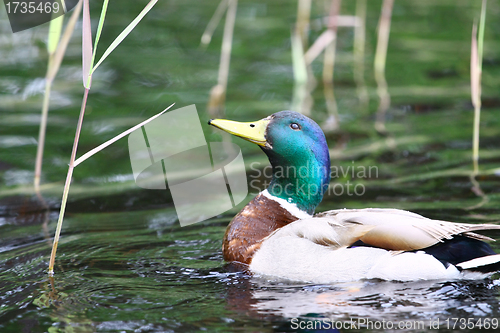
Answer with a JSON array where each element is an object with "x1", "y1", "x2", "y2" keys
[{"x1": 1, "y1": 1, "x2": 500, "y2": 332}]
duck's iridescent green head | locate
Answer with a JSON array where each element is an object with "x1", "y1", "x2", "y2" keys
[{"x1": 210, "y1": 111, "x2": 331, "y2": 215}]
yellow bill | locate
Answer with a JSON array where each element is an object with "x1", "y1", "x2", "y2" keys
[{"x1": 209, "y1": 118, "x2": 270, "y2": 147}]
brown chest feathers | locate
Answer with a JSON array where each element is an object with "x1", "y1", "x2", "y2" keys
[{"x1": 222, "y1": 193, "x2": 299, "y2": 265}]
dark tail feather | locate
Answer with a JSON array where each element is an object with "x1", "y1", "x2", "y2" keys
[{"x1": 423, "y1": 236, "x2": 499, "y2": 272}]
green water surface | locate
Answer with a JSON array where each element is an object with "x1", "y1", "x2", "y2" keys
[{"x1": 1, "y1": 1, "x2": 500, "y2": 332}]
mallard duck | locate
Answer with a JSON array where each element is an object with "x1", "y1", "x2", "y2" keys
[{"x1": 209, "y1": 111, "x2": 500, "y2": 283}]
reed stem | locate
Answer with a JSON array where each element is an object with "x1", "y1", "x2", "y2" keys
[
  {"x1": 208, "y1": 0, "x2": 237, "y2": 118},
  {"x1": 322, "y1": 0, "x2": 341, "y2": 129},
  {"x1": 218, "y1": 0, "x2": 237, "y2": 93},
  {"x1": 34, "y1": 77, "x2": 53, "y2": 193},
  {"x1": 296, "y1": 0, "x2": 312, "y2": 48},
  {"x1": 48, "y1": 88, "x2": 89, "y2": 275},
  {"x1": 201, "y1": 0, "x2": 230, "y2": 46},
  {"x1": 374, "y1": 0, "x2": 394, "y2": 133},
  {"x1": 35, "y1": 2, "x2": 83, "y2": 197},
  {"x1": 354, "y1": 0, "x2": 368, "y2": 111},
  {"x1": 472, "y1": 0, "x2": 486, "y2": 175},
  {"x1": 48, "y1": 0, "x2": 158, "y2": 274}
]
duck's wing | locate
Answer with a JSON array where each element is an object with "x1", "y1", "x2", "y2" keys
[
  {"x1": 267, "y1": 217, "x2": 375, "y2": 249},
  {"x1": 314, "y1": 208, "x2": 500, "y2": 251}
]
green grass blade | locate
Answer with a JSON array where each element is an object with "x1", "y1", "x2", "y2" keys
[
  {"x1": 73, "y1": 103, "x2": 175, "y2": 167},
  {"x1": 471, "y1": 24, "x2": 479, "y2": 108},
  {"x1": 478, "y1": 0, "x2": 487, "y2": 72},
  {"x1": 91, "y1": 0, "x2": 110, "y2": 72},
  {"x1": 82, "y1": 0, "x2": 93, "y2": 88},
  {"x1": 47, "y1": 15, "x2": 63, "y2": 55},
  {"x1": 471, "y1": 23, "x2": 480, "y2": 174},
  {"x1": 48, "y1": 0, "x2": 83, "y2": 80},
  {"x1": 92, "y1": 0, "x2": 158, "y2": 73}
]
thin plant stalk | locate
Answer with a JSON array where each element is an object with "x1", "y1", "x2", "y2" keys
[
  {"x1": 200, "y1": 0, "x2": 230, "y2": 46},
  {"x1": 293, "y1": 0, "x2": 314, "y2": 96},
  {"x1": 471, "y1": 23, "x2": 480, "y2": 175},
  {"x1": 35, "y1": 2, "x2": 83, "y2": 194},
  {"x1": 34, "y1": 17, "x2": 61, "y2": 194},
  {"x1": 467, "y1": 0, "x2": 488, "y2": 210},
  {"x1": 74, "y1": 103, "x2": 175, "y2": 167},
  {"x1": 91, "y1": 0, "x2": 110, "y2": 67},
  {"x1": 472, "y1": 0, "x2": 487, "y2": 175},
  {"x1": 48, "y1": 88, "x2": 88, "y2": 275},
  {"x1": 82, "y1": 0, "x2": 93, "y2": 89},
  {"x1": 296, "y1": 0, "x2": 312, "y2": 49},
  {"x1": 291, "y1": 28, "x2": 313, "y2": 115},
  {"x1": 478, "y1": 0, "x2": 486, "y2": 73},
  {"x1": 208, "y1": 0, "x2": 237, "y2": 118},
  {"x1": 291, "y1": 29, "x2": 308, "y2": 84},
  {"x1": 34, "y1": 77, "x2": 54, "y2": 195},
  {"x1": 354, "y1": 0, "x2": 368, "y2": 111},
  {"x1": 48, "y1": 102, "x2": 175, "y2": 274},
  {"x1": 218, "y1": 0, "x2": 237, "y2": 96},
  {"x1": 304, "y1": 30, "x2": 334, "y2": 65},
  {"x1": 47, "y1": 1, "x2": 83, "y2": 79},
  {"x1": 374, "y1": 0, "x2": 394, "y2": 133},
  {"x1": 50, "y1": 0, "x2": 93, "y2": 274},
  {"x1": 304, "y1": 15, "x2": 357, "y2": 65},
  {"x1": 322, "y1": 0, "x2": 341, "y2": 85},
  {"x1": 322, "y1": 0, "x2": 341, "y2": 130},
  {"x1": 92, "y1": 0, "x2": 159, "y2": 74},
  {"x1": 300, "y1": 5, "x2": 357, "y2": 118},
  {"x1": 48, "y1": 0, "x2": 158, "y2": 275}
]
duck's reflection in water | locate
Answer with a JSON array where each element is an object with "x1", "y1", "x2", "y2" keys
[{"x1": 225, "y1": 267, "x2": 500, "y2": 329}]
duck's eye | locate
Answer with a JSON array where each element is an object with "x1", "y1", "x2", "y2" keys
[
  {"x1": 290, "y1": 123, "x2": 301, "y2": 130},
  {"x1": 250, "y1": 124, "x2": 255, "y2": 128}
]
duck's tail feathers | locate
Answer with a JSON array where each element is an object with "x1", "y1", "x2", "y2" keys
[{"x1": 457, "y1": 254, "x2": 500, "y2": 273}]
